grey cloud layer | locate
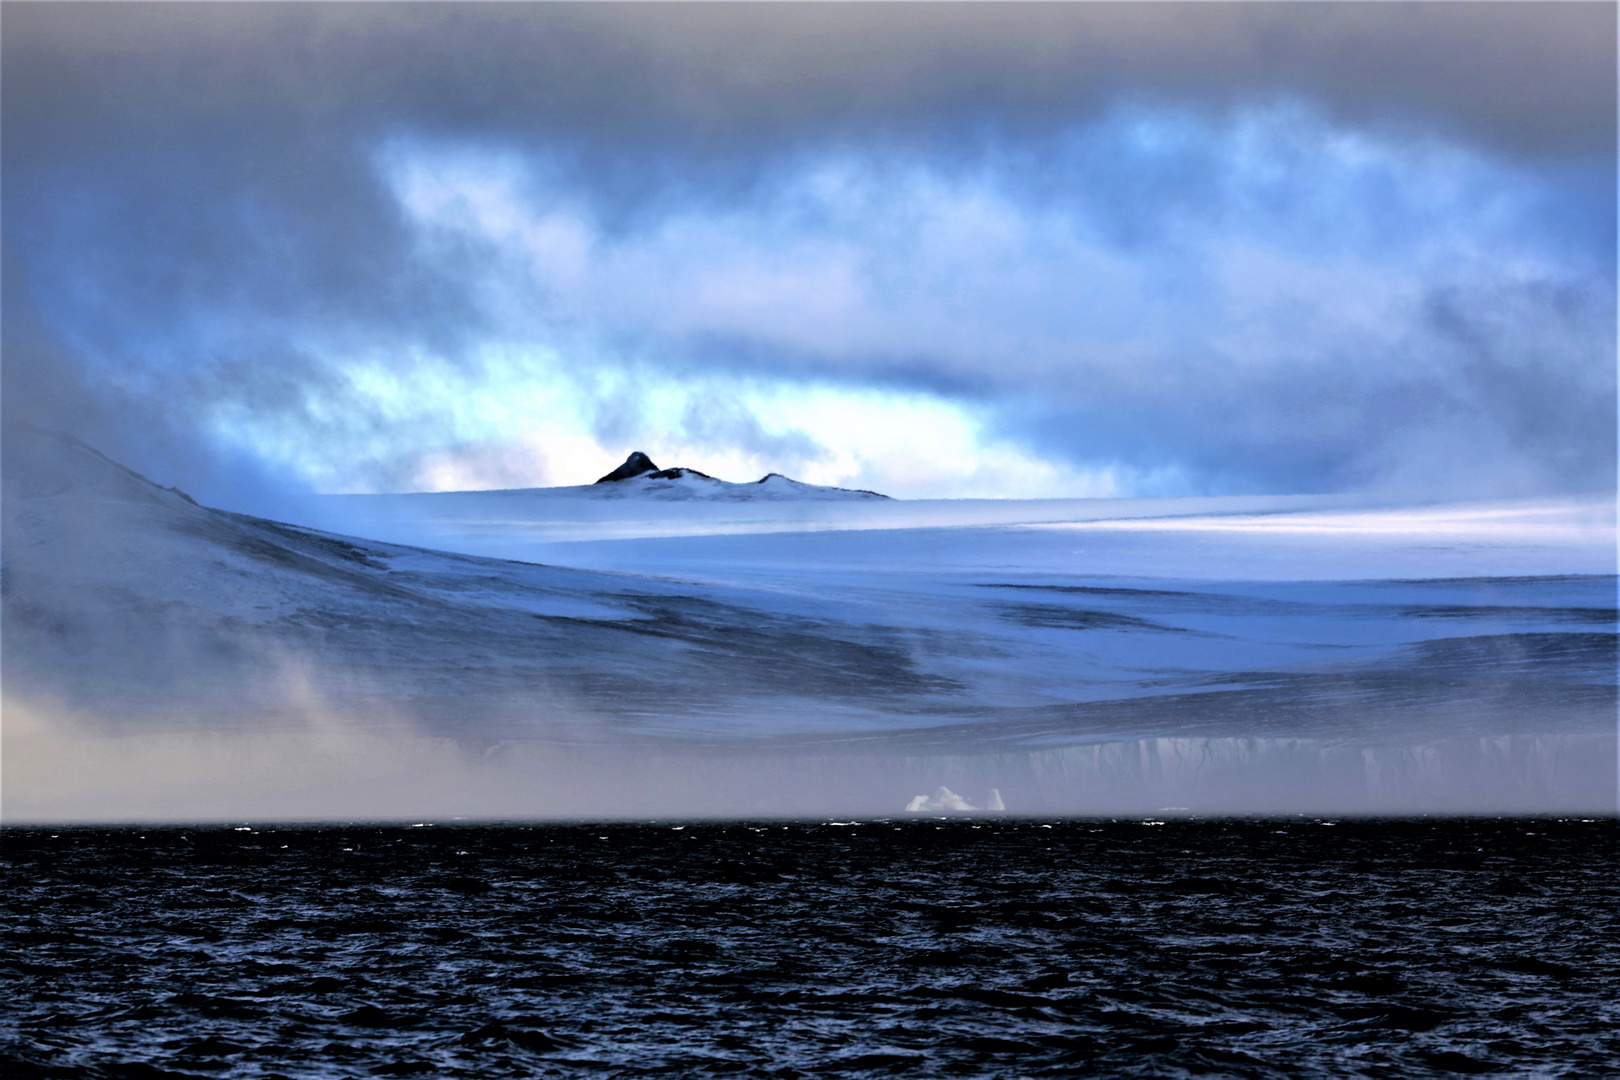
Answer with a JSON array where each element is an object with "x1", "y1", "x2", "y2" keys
[
  {"x1": 7, "y1": 3, "x2": 1613, "y2": 156},
  {"x1": 3, "y1": 3, "x2": 1614, "y2": 502}
]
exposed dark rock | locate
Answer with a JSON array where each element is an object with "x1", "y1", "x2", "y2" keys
[
  {"x1": 594, "y1": 455, "x2": 887, "y2": 495},
  {"x1": 646, "y1": 467, "x2": 714, "y2": 480},
  {"x1": 595, "y1": 452, "x2": 660, "y2": 483}
]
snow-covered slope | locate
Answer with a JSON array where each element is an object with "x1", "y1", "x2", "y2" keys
[
  {"x1": 0, "y1": 427, "x2": 947, "y2": 739},
  {"x1": 585, "y1": 450, "x2": 888, "y2": 500},
  {"x1": 574, "y1": 467, "x2": 886, "y2": 501},
  {"x1": 4, "y1": 426, "x2": 1615, "y2": 817}
]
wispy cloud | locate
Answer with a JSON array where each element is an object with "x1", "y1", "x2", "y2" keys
[
  {"x1": 4, "y1": 4, "x2": 1612, "y2": 504},
  {"x1": 180, "y1": 106, "x2": 1616, "y2": 496}
]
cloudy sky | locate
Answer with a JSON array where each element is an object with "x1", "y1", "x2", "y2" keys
[{"x1": 4, "y1": 2, "x2": 1614, "y2": 505}]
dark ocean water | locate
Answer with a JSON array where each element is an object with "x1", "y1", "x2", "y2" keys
[{"x1": 3, "y1": 818, "x2": 1617, "y2": 1078}]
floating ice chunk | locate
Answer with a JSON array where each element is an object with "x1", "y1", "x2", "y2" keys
[{"x1": 904, "y1": 786, "x2": 978, "y2": 812}]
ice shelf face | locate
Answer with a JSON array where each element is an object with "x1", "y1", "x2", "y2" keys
[{"x1": 4, "y1": 425, "x2": 1615, "y2": 819}]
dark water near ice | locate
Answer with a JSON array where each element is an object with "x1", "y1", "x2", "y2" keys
[{"x1": 4, "y1": 819, "x2": 1617, "y2": 1078}]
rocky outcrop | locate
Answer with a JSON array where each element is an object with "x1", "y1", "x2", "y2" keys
[
  {"x1": 595, "y1": 451, "x2": 661, "y2": 483},
  {"x1": 593, "y1": 453, "x2": 885, "y2": 498}
]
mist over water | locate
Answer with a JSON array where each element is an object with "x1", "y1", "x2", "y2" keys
[
  {"x1": 7, "y1": 700, "x2": 1615, "y2": 824},
  {"x1": 4, "y1": 425, "x2": 1616, "y2": 823},
  {"x1": 4, "y1": 5, "x2": 1616, "y2": 825}
]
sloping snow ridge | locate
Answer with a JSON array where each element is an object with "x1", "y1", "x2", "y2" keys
[
  {"x1": 4, "y1": 425, "x2": 1615, "y2": 818},
  {"x1": 583, "y1": 451, "x2": 890, "y2": 501}
]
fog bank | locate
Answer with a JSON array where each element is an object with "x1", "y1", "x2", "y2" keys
[{"x1": 7, "y1": 696, "x2": 1612, "y2": 822}]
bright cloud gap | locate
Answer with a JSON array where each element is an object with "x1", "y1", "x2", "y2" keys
[{"x1": 41, "y1": 102, "x2": 1618, "y2": 501}]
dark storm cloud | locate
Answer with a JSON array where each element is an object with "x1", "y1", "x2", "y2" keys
[
  {"x1": 2, "y1": 3, "x2": 1614, "y2": 501},
  {"x1": 6, "y1": 2, "x2": 1613, "y2": 156}
]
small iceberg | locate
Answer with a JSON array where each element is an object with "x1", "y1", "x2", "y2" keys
[{"x1": 904, "y1": 786, "x2": 1006, "y2": 813}]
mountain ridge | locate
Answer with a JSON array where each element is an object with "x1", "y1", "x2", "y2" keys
[{"x1": 590, "y1": 451, "x2": 888, "y2": 500}]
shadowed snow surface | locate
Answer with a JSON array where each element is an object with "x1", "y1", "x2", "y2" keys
[{"x1": 3, "y1": 426, "x2": 1614, "y2": 818}]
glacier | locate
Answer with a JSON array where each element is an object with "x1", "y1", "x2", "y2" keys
[{"x1": 3, "y1": 425, "x2": 1614, "y2": 820}]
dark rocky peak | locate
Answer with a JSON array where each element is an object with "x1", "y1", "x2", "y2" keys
[
  {"x1": 595, "y1": 451, "x2": 660, "y2": 483},
  {"x1": 646, "y1": 467, "x2": 715, "y2": 481},
  {"x1": 593, "y1": 453, "x2": 885, "y2": 496}
]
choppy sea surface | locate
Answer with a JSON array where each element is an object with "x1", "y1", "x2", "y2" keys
[{"x1": 3, "y1": 818, "x2": 1617, "y2": 1078}]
